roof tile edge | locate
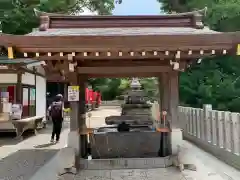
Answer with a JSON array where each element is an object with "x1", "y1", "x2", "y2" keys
[{"x1": 34, "y1": 7, "x2": 207, "y2": 30}]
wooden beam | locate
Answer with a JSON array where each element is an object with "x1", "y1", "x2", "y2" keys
[
  {"x1": 1, "y1": 33, "x2": 236, "y2": 53},
  {"x1": 78, "y1": 65, "x2": 171, "y2": 74},
  {"x1": 81, "y1": 60, "x2": 169, "y2": 67},
  {"x1": 28, "y1": 49, "x2": 228, "y2": 61},
  {"x1": 86, "y1": 73, "x2": 160, "y2": 78},
  {"x1": 0, "y1": 69, "x2": 20, "y2": 73},
  {"x1": 47, "y1": 73, "x2": 68, "y2": 82}
]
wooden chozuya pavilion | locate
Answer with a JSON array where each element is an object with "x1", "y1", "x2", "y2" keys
[{"x1": 1, "y1": 7, "x2": 240, "y2": 167}]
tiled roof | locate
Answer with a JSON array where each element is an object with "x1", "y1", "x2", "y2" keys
[
  {"x1": 27, "y1": 27, "x2": 219, "y2": 36},
  {"x1": 0, "y1": 58, "x2": 39, "y2": 65}
]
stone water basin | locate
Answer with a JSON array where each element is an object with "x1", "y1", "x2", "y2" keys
[
  {"x1": 94, "y1": 124, "x2": 153, "y2": 133},
  {"x1": 90, "y1": 125, "x2": 161, "y2": 159}
]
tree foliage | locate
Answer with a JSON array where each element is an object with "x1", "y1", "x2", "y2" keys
[
  {"x1": 158, "y1": 0, "x2": 240, "y2": 112},
  {"x1": 0, "y1": 0, "x2": 115, "y2": 34}
]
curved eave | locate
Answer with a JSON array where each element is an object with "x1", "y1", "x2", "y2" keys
[
  {"x1": 34, "y1": 7, "x2": 207, "y2": 18},
  {"x1": 0, "y1": 32, "x2": 238, "y2": 53}
]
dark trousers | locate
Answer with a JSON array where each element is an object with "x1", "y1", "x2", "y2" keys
[{"x1": 51, "y1": 118, "x2": 63, "y2": 141}]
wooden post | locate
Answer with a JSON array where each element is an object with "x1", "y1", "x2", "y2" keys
[
  {"x1": 158, "y1": 71, "x2": 180, "y2": 155},
  {"x1": 65, "y1": 72, "x2": 81, "y2": 170},
  {"x1": 34, "y1": 67, "x2": 37, "y2": 115},
  {"x1": 158, "y1": 73, "x2": 171, "y2": 157},
  {"x1": 64, "y1": 83, "x2": 68, "y2": 101},
  {"x1": 16, "y1": 72, "x2": 22, "y2": 104},
  {"x1": 169, "y1": 71, "x2": 179, "y2": 128},
  {"x1": 69, "y1": 73, "x2": 79, "y2": 131},
  {"x1": 78, "y1": 75, "x2": 88, "y2": 158},
  {"x1": 159, "y1": 72, "x2": 180, "y2": 128},
  {"x1": 57, "y1": 82, "x2": 61, "y2": 94},
  {"x1": 159, "y1": 73, "x2": 170, "y2": 124}
]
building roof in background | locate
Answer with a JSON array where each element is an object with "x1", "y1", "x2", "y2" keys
[{"x1": 0, "y1": 58, "x2": 39, "y2": 65}]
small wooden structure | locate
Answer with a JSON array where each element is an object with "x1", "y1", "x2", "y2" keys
[
  {"x1": 1, "y1": 7, "x2": 240, "y2": 163},
  {"x1": 0, "y1": 53, "x2": 46, "y2": 136}
]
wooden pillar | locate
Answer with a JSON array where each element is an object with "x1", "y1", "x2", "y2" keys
[
  {"x1": 159, "y1": 73, "x2": 170, "y2": 121},
  {"x1": 33, "y1": 67, "x2": 37, "y2": 115},
  {"x1": 78, "y1": 75, "x2": 88, "y2": 158},
  {"x1": 57, "y1": 82, "x2": 61, "y2": 94},
  {"x1": 69, "y1": 73, "x2": 79, "y2": 131},
  {"x1": 64, "y1": 83, "x2": 68, "y2": 101},
  {"x1": 169, "y1": 71, "x2": 179, "y2": 128},
  {"x1": 159, "y1": 71, "x2": 182, "y2": 155},
  {"x1": 66, "y1": 72, "x2": 81, "y2": 170},
  {"x1": 158, "y1": 73, "x2": 171, "y2": 157},
  {"x1": 16, "y1": 72, "x2": 22, "y2": 104},
  {"x1": 159, "y1": 72, "x2": 179, "y2": 128}
]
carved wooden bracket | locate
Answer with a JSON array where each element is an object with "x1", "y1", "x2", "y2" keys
[
  {"x1": 192, "y1": 7, "x2": 207, "y2": 29},
  {"x1": 39, "y1": 16, "x2": 50, "y2": 31}
]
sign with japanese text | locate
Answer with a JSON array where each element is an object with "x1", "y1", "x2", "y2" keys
[{"x1": 68, "y1": 86, "x2": 79, "y2": 101}]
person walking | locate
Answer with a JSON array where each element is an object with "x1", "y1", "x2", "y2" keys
[{"x1": 48, "y1": 94, "x2": 64, "y2": 143}]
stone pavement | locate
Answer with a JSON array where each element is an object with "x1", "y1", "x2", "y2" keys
[
  {"x1": 1, "y1": 106, "x2": 240, "y2": 180},
  {"x1": 0, "y1": 120, "x2": 69, "y2": 180},
  {"x1": 180, "y1": 141, "x2": 240, "y2": 180},
  {"x1": 58, "y1": 168, "x2": 186, "y2": 180}
]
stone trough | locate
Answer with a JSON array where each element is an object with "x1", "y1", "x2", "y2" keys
[{"x1": 90, "y1": 127, "x2": 163, "y2": 159}]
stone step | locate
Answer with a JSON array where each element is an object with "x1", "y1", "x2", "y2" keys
[{"x1": 79, "y1": 156, "x2": 173, "y2": 170}]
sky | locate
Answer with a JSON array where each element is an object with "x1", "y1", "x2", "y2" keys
[
  {"x1": 113, "y1": 0, "x2": 161, "y2": 15},
  {"x1": 80, "y1": 0, "x2": 161, "y2": 15}
]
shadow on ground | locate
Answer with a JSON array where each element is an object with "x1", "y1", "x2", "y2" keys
[
  {"x1": 0, "y1": 120, "x2": 70, "y2": 147},
  {"x1": 34, "y1": 142, "x2": 56, "y2": 148},
  {"x1": 0, "y1": 149, "x2": 58, "y2": 180},
  {"x1": 0, "y1": 130, "x2": 36, "y2": 147}
]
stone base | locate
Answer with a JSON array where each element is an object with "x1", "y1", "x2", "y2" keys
[
  {"x1": 80, "y1": 156, "x2": 173, "y2": 170},
  {"x1": 90, "y1": 131, "x2": 163, "y2": 159},
  {"x1": 171, "y1": 128, "x2": 183, "y2": 155},
  {"x1": 67, "y1": 131, "x2": 80, "y2": 154}
]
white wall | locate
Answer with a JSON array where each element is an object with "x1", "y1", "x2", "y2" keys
[
  {"x1": 35, "y1": 66, "x2": 45, "y2": 76},
  {"x1": 0, "y1": 74, "x2": 17, "y2": 83},
  {"x1": 21, "y1": 72, "x2": 35, "y2": 85},
  {"x1": 36, "y1": 75, "x2": 46, "y2": 120}
]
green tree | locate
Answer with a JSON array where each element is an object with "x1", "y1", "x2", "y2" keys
[
  {"x1": 158, "y1": 0, "x2": 240, "y2": 112},
  {"x1": 0, "y1": 0, "x2": 115, "y2": 34},
  {"x1": 0, "y1": 0, "x2": 120, "y2": 100}
]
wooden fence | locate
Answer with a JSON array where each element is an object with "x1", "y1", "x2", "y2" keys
[
  {"x1": 99, "y1": 101, "x2": 240, "y2": 169},
  {"x1": 179, "y1": 105, "x2": 240, "y2": 170}
]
